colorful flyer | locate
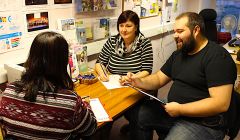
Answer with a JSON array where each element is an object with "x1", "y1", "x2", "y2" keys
[{"x1": 0, "y1": 13, "x2": 23, "y2": 53}]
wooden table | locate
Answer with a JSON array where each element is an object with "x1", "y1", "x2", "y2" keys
[{"x1": 74, "y1": 81, "x2": 144, "y2": 127}]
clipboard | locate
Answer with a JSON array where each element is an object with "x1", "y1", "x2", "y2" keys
[{"x1": 125, "y1": 83, "x2": 166, "y2": 105}]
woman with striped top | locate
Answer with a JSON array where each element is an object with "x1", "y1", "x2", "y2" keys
[
  {"x1": 0, "y1": 31, "x2": 97, "y2": 139},
  {"x1": 95, "y1": 10, "x2": 153, "y2": 82},
  {"x1": 95, "y1": 10, "x2": 153, "y2": 138}
]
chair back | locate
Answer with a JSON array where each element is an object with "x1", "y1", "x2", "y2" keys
[
  {"x1": 199, "y1": 9, "x2": 218, "y2": 43},
  {"x1": 227, "y1": 91, "x2": 240, "y2": 140}
]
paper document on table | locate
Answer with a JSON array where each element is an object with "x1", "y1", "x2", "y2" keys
[
  {"x1": 227, "y1": 49, "x2": 236, "y2": 54},
  {"x1": 90, "y1": 98, "x2": 112, "y2": 122},
  {"x1": 101, "y1": 75, "x2": 124, "y2": 89}
]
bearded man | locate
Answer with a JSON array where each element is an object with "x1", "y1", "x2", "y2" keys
[{"x1": 121, "y1": 12, "x2": 237, "y2": 140}]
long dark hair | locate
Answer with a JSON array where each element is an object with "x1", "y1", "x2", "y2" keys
[
  {"x1": 117, "y1": 10, "x2": 140, "y2": 35},
  {"x1": 17, "y1": 31, "x2": 73, "y2": 102}
]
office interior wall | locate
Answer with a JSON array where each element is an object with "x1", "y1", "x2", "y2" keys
[
  {"x1": 182, "y1": 0, "x2": 216, "y2": 13},
  {"x1": 199, "y1": 0, "x2": 216, "y2": 11},
  {"x1": 0, "y1": 0, "x2": 214, "y2": 83}
]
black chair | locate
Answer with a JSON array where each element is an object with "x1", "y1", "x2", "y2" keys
[
  {"x1": 227, "y1": 90, "x2": 240, "y2": 140},
  {"x1": 199, "y1": 9, "x2": 218, "y2": 43}
]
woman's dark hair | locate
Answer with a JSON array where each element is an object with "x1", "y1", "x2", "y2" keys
[
  {"x1": 17, "y1": 31, "x2": 73, "y2": 102},
  {"x1": 117, "y1": 10, "x2": 140, "y2": 35}
]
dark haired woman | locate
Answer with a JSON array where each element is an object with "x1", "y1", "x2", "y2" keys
[
  {"x1": 95, "y1": 10, "x2": 153, "y2": 136},
  {"x1": 95, "y1": 10, "x2": 153, "y2": 82},
  {"x1": 0, "y1": 31, "x2": 97, "y2": 139}
]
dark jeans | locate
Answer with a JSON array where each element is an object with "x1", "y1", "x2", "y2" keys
[
  {"x1": 130, "y1": 100, "x2": 225, "y2": 140},
  {"x1": 125, "y1": 90, "x2": 159, "y2": 123},
  {"x1": 82, "y1": 122, "x2": 113, "y2": 140}
]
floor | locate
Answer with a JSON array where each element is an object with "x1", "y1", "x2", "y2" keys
[{"x1": 109, "y1": 116, "x2": 159, "y2": 140}]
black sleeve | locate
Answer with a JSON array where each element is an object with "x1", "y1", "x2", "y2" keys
[
  {"x1": 204, "y1": 48, "x2": 237, "y2": 87},
  {"x1": 160, "y1": 51, "x2": 178, "y2": 78}
]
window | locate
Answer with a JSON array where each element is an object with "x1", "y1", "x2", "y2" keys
[{"x1": 216, "y1": 0, "x2": 240, "y2": 36}]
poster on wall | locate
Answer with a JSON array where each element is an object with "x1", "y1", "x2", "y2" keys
[
  {"x1": 25, "y1": 0, "x2": 48, "y2": 5},
  {"x1": 57, "y1": 18, "x2": 75, "y2": 31},
  {"x1": 54, "y1": 0, "x2": 72, "y2": 4},
  {"x1": 26, "y1": 12, "x2": 49, "y2": 32},
  {"x1": 57, "y1": 18, "x2": 77, "y2": 42},
  {"x1": 0, "y1": 13, "x2": 23, "y2": 53},
  {"x1": 75, "y1": 0, "x2": 117, "y2": 12},
  {"x1": 123, "y1": 0, "x2": 159, "y2": 18}
]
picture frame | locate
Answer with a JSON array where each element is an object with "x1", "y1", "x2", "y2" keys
[{"x1": 123, "y1": 0, "x2": 160, "y2": 18}]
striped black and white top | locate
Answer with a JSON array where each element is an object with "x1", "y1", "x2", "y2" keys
[{"x1": 97, "y1": 33, "x2": 153, "y2": 75}]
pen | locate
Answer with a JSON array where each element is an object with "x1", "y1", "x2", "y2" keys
[
  {"x1": 82, "y1": 96, "x2": 90, "y2": 99},
  {"x1": 100, "y1": 62, "x2": 108, "y2": 78},
  {"x1": 125, "y1": 83, "x2": 166, "y2": 105}
]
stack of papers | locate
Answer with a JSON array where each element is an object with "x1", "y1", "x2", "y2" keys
[
  {"x1": 90, "y1": 98, "x2": 112, "y2": 122},
  {"x1": 101, "y1": 75, "x2": 125, "y2": 89}
]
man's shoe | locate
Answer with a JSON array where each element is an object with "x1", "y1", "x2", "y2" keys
[{"x1": 120, "y1": 124, "x2": 129, "y2": 134}]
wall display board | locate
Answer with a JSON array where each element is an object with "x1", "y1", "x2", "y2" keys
[
  {"x1": 0, "y1": 13, "x2": 23, "y2": 54},
  {"x1": 123, "y1": 0, "x2": 160, "y2": 18},
  {"x1": 75, "y1": 0, "x2": 117, "y2": 12}
]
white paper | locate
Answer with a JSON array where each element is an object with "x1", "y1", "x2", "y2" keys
[
  {"x1": 227, "y1": 49, "x2": 236, "y2": 54},
  {"x1": 101, "y1": 75, "x2": 125, "y2": 89},
  {"x1": 90, "y1": 98, "x2": 111, "y2": 122}
]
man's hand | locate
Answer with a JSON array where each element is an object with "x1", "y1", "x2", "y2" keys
[
  {"x1": 164, "y1": 102, "x2": 182, "y2": 117},
  {"x1": 119, "y1": 72, "x2": 142, "y2": 88}
]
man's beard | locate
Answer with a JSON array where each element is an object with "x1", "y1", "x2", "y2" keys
[{"x1": 181, "y1": 35, "x2": 196, "y2": 56}]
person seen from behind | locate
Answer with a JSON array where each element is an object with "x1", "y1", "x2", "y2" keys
[{"x1": 0, "y1": 31, "x2": 97, "y2": 140}]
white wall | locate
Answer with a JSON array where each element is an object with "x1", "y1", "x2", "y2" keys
[
  {"x1": 0, "y1": 0, "x2": 215, "y2": 83},
  {"x1": 198, "y1": 0, "x2": 216, "y2": 11},
  {"x1": 182, "y1": 0, "x2": 216, "y2": 13}
]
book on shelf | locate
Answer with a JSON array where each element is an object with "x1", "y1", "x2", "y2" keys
[
  {"x1": 90, "y1": 98, "x2": 112, "y2": 122},
  {"x1": 68, "y1": 49, "x2": 79, "y2": 79},
  {"x1": 93, "y1": 18, "x2": 109, "y2": 40},
  {"x1": 76, "y1": 27, "x2": 87, "y2": 44},
  {"x1": 109, "y1": 17, "x2": 118, "y2": 36},
  {"x1": 74, "y1": 45, "x2": 88, "y2": 73},
  {"x1": 75, "y1": 19, "x2": 93, "y2": 41}
]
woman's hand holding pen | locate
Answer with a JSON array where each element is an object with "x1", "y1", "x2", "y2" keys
[
  {"x1": 95, "y1": 63, "x2": 109, "y2": 82},
  {"x1": 99, "y1": 69, "x2": 109, "y2": 82}
]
